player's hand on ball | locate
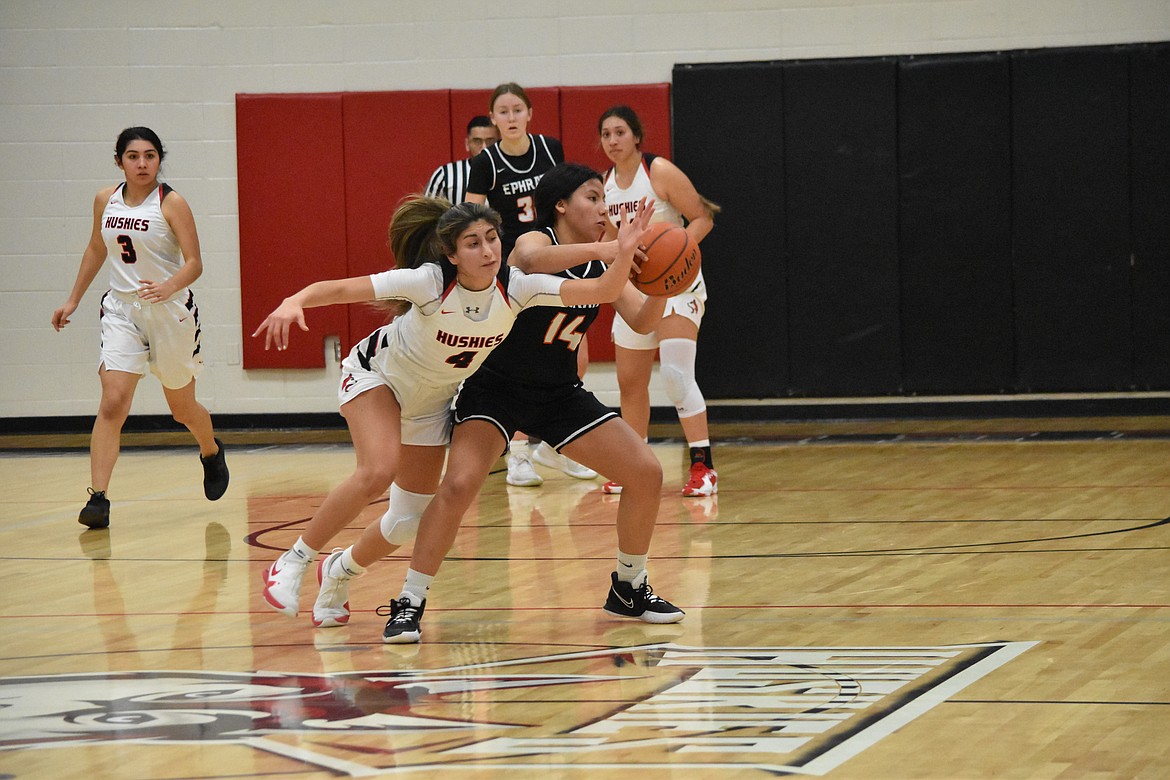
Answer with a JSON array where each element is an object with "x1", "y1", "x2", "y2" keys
[{"x1": 617, "y1": 197, "x2": 655, "y2": 260}]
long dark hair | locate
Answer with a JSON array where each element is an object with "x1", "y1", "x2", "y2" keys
[
  {"x1": 533, "y1": 163, "x2": 603, "y2": 231},
  {"x1": 115, "y1": 127, "x2": 165, "y2": 162},
  {"x1": 597, "y1": 105, "x2": 722, "y2": 218},
  {"x1": 597, "y1": 105, "x2": 642, "y2": 144}
]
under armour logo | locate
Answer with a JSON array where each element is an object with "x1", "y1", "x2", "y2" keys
[{"x1": 465, "y1": 306, "x2": 481, "y2": 315}]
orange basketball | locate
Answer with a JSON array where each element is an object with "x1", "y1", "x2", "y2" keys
[{"x1": 632, "y1": 222, "x2": 701, "y2": 297}]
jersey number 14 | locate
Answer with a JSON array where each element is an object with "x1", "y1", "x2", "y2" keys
[{"x1": 543, "y1": 312, "x2": 587, "y2": 351}]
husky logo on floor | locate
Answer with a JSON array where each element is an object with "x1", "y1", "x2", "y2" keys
[
  {"x1": 0, "y1": 669, "x2": 613, "y2": 745},
  {"x1": 0, "y1": 642, "x2": 1034, "y2": 775}
]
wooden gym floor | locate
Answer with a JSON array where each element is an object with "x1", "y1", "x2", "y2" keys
[{"x1": 1, "y1": 416, "x2": 1168, "y2": 778}]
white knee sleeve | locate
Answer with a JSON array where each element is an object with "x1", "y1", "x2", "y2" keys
[
  {"x1": 658, "y1": 338, "x2": 706, "y2": 418},
  {"x1": 379, "y1": 483, "x2": 434, "y2": 545}
]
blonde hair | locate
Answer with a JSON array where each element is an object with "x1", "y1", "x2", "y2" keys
[{"x1": 489, "y1": 82, "x2": 532, "y2": 113}]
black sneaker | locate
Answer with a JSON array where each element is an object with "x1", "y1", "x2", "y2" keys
[
  {"x1": 78, "y1": 488, "x2": 110, "y2": 529},
  {"x1": 603, "y1": 572, "x2": 684, "y2": 624},
  {"x1": 378, "y1": 596, "x2": 426, "y2": 644},
  {"x1": 201, "y1": 438, "x2": 229, "y2": 501}
]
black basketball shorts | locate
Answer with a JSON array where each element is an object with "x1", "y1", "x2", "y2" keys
[{"x1": 454, "y1": 372, "x2": 617, "y2": 451}]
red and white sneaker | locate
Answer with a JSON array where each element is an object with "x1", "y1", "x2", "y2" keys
[
  {"x1": 602, "y1": 481, "x2": 623, "y2": 495},
  {"x1": 682, "y1": 462, "x2": 718, "y2": 497},
  {"x1": 262, "y1": 551, "x2": 310, "y2": 617}
]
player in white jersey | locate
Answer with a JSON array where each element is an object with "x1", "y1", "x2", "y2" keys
[
  {"x1": 257, "y1": 195, "x2": 653, "y2": 625},
  {"x1": 600, "y1": 105, "x2": 722, "y2": 498},
  {"x1": 307, "y1": 166, "x2": 679, "y2": 642},
  {"x1": 423, "y1": 115, "x2": 498, "y2": 206},
  {"x1": 52, "y1": 127, "x2": 229, "y2": 530}
]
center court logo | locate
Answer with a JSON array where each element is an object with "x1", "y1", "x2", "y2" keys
[{"x1": 0, "y1": 641, "x2": 1035, "y2": 775}]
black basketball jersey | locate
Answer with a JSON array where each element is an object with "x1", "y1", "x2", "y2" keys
[
  {"x1": 467, "y1": 134, "x2": 564, "y2": 260},
  {"x1": 472, "y1": 227, "x2": 604, "y2": 389}
]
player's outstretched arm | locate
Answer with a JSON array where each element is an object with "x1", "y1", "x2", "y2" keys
[{"x1": 252, "y1": 276, "x2": 375, "y2": 351}]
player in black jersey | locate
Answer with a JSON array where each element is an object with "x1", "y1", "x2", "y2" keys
[
  {"x1": 466, "y1": 83, "x2": 564, "y2": 262},
  {"x1": 313, "y1": 164, "x2": 684, "y2": 643},
  {"x1": 465, "y1": 82, "x2": 576, "y2": 485},
  {"x1": 393, "y1": 163, "x2": 683, "y2": 641}
]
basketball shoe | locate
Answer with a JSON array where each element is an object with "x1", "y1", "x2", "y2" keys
[
  {"x1": 312, "y1": 549, "x2": 352, "y2": 628},
  {"x1": 78, "y1": 488, "x2": 110, "y2": 529},
  {"x1": 532, "y1": 441, "x2": 597, "y2": 480},
  {"x1": 262, "y1": 550, "x2": 310, "y2": 616},
  {"x1": 200, "y1": 438, "x2": 230, "y2": 500},
  {"x1": 603, "y1": 572, "x2": 684, "y2": 623},
  {"x1": 506, "y1": 447, "x2": 543, "y2": 487},
  {"x1": 379, "y1": 596, "x2": 426, "y2": 644},
  {"x1": 602, "y1": 481, "x2": 623, "y2": 494},
  {"x1": 682, "y1": 462, "x2": 718, "y2": 497}
]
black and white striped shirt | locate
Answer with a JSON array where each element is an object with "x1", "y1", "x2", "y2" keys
[{"x1": 424, "y1": 159, "x2": 473, "y2": 205}]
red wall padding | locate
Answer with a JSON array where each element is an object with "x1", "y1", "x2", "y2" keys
[
  {"x1": 237, "y1": 94, "x2": 349, "y2": 368},
  {"x1": 237, "y1": 84, "x2": 669, "y2": 367},
  {"x1": 341, "y1": 90, "x2": 451, "y2": 347}
]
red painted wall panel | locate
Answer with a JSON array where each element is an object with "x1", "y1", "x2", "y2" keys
[
  {"x1": 341, "y1": 90, "x2": 451, "y2": 348},
  {"x1": 448, "y1": 89, "x2": 493, "y2": 160},
  {"x1": 237, "y1": 93, "x2": 348, "y2": 368}
]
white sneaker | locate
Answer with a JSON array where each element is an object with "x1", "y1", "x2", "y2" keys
[
  {"x1": 506, "y1": 449, "x2": 543, "y2": 486},
  {"x1": 262, "y1": 550, "x2": 310, "y2": 617},
  {"x1": 532, "y1": 441, "x2": 598, "y2": 480},
  {"x1": 312, "y1": 549, "x2": 351, "y2": 628}
]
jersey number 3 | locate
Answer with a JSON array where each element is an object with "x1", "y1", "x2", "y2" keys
[
  {"x1": 116, "y1": 235, "x2": 138, "y2": 264},
  {"x1": 516, "y1": 195, "x2": 535, "y2": 224}
]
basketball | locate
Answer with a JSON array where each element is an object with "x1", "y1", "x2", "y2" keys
[{"x1": 632, "y1": 222, "x2": 701, "y2": 297}]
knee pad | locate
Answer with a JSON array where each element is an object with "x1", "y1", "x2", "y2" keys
[
  {"x1": 379, "y1": 483, "x2": 434, "y2": 545},
  {"x1": 658, "y1": 338, "x2": 706, "y2": 418}
]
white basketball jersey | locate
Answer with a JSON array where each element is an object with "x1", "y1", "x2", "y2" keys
[
  {"x1": 604, "y1": 154, "x2": 704, "y2": 296},
  {"x1": 363, "y1": 264, "x2": 565, "y2": 387},
  {"x1": 101, "y1": 183, "x2": 184, "y2": 295},
  {"x1": 603, "y1": 154, "x2": 683, "y2": 228}
]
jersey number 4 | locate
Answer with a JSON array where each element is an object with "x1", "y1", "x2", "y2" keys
[
  {"x1": 543, "y1": 312, "x2": 587, "y2": 351},
  {"x1": 446, "y1": 351, "x2": 477, "y2": 369},
  {"x1": 116, "y1": 235, "x2": 138, "y2": 264}
]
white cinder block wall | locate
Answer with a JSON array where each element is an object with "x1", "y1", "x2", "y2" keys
[{"x1": 2, "y1": 1, "x2": 1168, "y2": 420}]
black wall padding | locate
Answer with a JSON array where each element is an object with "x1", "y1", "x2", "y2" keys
[
  {"x1": 1130, "y1": 42, "x2": 1170, "y2": 389},
  {"x1": 784, "y1": 59, "x2": 901, "y2": 395},
  {"x1": 673, "y1": 63, "x2": 787, "y2": 397},
  {"x1": 898, "y1": 53, "x2": 1014, "y2": 393},
  {"x1": 1011, "y1": 48, "x2": 1132, "y2": 391}
]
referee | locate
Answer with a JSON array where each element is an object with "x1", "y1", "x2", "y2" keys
[{"x1": 423, "y1": 115, "x2": 499, "y2": 205}]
